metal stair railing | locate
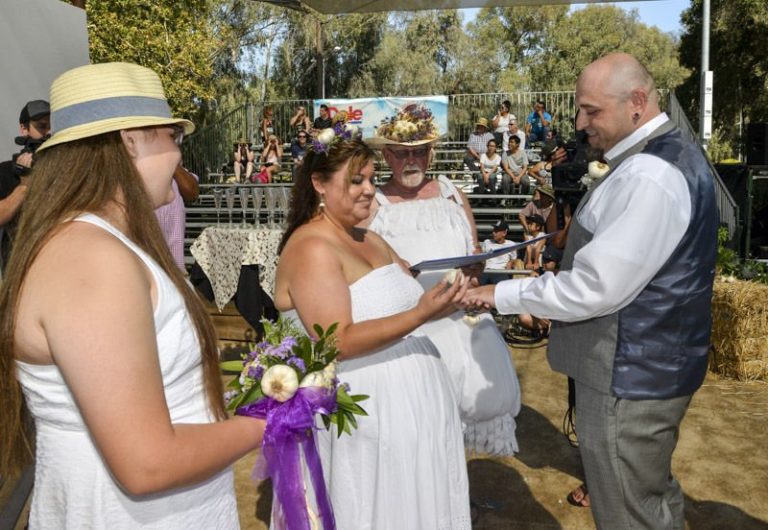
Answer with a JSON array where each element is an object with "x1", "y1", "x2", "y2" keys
[{"x1": 667, "y1": 92, "x2": 739, "y2": 236}]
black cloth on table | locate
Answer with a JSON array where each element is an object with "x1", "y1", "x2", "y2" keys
[{"x1": 189, "y1": 262, "x2": 278, "y2": 335}]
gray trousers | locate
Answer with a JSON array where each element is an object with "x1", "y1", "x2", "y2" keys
[{"x1": 575, "y1": 381, "x2": 692, "y2": 530}]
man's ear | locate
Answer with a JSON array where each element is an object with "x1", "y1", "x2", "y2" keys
[
  {"x1": 120, "y1": 129, "x2": 139, "y2": 158},
  {"x1": 630, "y1": 88, "x2": 649, "y2": 115},
  {"x1": 19, "y1": 124, "x2": 29, "y2": 137}
]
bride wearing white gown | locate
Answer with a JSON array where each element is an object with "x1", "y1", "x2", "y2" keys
[{"x1": 274, "y1": 137, "x2": 471, "y2": 530}]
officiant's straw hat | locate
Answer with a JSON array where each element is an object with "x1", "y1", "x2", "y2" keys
[
  {"x1": 37, "y1": 62, "x2": 194, "y2": 153},
  {"x1": 365, "y1": 102, "x2": 443, "y2": 148}
]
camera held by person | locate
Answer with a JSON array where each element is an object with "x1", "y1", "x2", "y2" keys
[{"x1": 9, "y1": 100, "x2": 51, "y2": 177}]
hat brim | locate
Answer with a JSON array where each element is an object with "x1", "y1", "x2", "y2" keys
[
  {"x1": 364, "y1": 134, "x2": 443, "y2": 149},
  {"x1": 37, "y1": 116, "x2": 194, "y2": 153},
  {"x1": 537, "y1": 188, "x2": 556, "y2": 199}
]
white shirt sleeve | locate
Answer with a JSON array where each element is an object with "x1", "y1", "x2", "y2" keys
[{"x1": 495, "y1": 154, "x2": 692, "y2": 320}]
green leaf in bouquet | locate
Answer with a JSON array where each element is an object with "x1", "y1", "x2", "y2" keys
[
  {"x1": 226, "y1": 377, "x2": 242, "y2": 390},
  {"x1": 336, "y1": 389, "x2": 355, "y2": 406},
  {"x1": 336, "y1": 411, "x2": 347, "y2": 438},
  {"x1": 351, "y1": 394, "x2": 369, "y2": 403},
  {"x1": 220, "y1": 360, "x2": 245, "y2": 373},
  {"x1": 312, "y1": 323, "x2": 324, "y2": 337},
  {"x1": 321, "y1": 414, "x2": 331, "y2": 430},
  {"x1": 345, "y1": 411, "x2": 358, "y2": 430},
  {"x1": 348, "y1": 403, "x2": 368, "y2": 416}
]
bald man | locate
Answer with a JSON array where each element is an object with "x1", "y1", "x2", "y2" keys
[{"x1": 464, "y1": 53, "x2": 717, "y2": 529}]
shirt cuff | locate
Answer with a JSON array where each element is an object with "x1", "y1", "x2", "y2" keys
[{"x1": 494, "y1": 279, "x2": 521, "y2": 315}]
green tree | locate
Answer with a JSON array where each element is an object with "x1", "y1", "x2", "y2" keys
[
  {"x1": 532, "y1": 5, "x2": 688, "y2": 91},
  {"x1": 469, "y1": 6, "x2": 568, "y2": 92},
  {"x1": 84, "y1": 0, "x2": 220, "y2": 119},
  {"x1": 678, "y1": 0, "x2": 768, "y2": 155}
]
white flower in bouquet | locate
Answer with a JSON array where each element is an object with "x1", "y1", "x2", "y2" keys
[
  {"x1": 343, "y1": 123, "x2": 359, "y2": 137},
  {"x1": 261, "y1": 365, "x2": 299, "y2": 402},
  {"x1": 322, "y1": 360, "x2": 337, "y2": 381},
  {"x1": 316, "y1": 128, "x2": 336, "y2": 145},
  {"x1": 299, "y1": 370, "x2": 330, "y2": 389}
]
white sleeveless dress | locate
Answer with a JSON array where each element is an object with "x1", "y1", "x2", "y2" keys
[
  {"x1": 369, "y1": 176, "x2": 522, "y2": 455},
  {"x1": 283, "y1": 263, "x2": 470, "y2": 530},
  {"x1": 15, "y1": 213, "x2": 239, "y2": 530}
]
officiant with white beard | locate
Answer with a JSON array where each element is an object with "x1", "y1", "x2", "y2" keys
[{"x1": 361, "y1": 103, "x2": 521, "y2": 455}]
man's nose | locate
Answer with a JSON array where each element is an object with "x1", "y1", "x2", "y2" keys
[{"x1": 575, "y1": 111, "x2": 588, "y2": 131}]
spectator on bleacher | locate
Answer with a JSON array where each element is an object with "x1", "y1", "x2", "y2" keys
[
  {"x1": 492, "y1": 100, "x2": 515, "y2": 147},
  {"x1": 502, "y1": 119, "x2": 526, "y2": 152},
  {"x1": 519, "y1": 185, "x2": 556, "y2": 236},
  {"x1": 260, "y1": 106, "x2": 275, "y2": 144},
  {"x1": 525, "y1": 100, "x2": 552, "y2": 144},
  {"x1": 463, "y1": 117, "x2": 495, "y2": 182},
  {"x1": 523, "y1": 214, "x2": 547, "y2": 271},
  {"x1": 233, "y1": 140, "x2": 255, "y2": 183},
  {"x1": 528, "y1": 141, "x2": 558, "y2": 186},
  {"x1": 289, "y1": 105, "x2": 312, "y2": 138},
  {"x1": 501, "y1": 135, "x2": 530, "y2": 196},
  {"x1": 480, "y1": 220, "x2": 521, "y2": 285},
  {"x1": 155, "y1": 165, "x2": 199, "y2": 271},
  {"x1": 478, "y1": 138, "x2": 502, "y2": 194},
  {"x1": 252, "y1": 134, "x2": 283, "y2": 183},
  {"x1": 312, "y1": 104, "x2": 332, "y2": 134},
  {"x1": 290, "y1": 131, "x2": 309, "y2": 181}
]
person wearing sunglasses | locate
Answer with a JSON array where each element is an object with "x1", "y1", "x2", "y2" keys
[
  {"x1": 363, "y1": 103, "x2": 522, "y2": 458},
  {"x1": 290, "y1": 131, "x2": 309, "y2": 181}
]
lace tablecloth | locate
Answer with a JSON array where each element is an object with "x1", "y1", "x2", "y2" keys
[{"x1": 190, "y1": 226, "x2": 283, "y2": 310}]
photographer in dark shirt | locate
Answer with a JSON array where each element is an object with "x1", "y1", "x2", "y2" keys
[{"x1": 0, "y1": 100, "x2": 50, "y2": 273}]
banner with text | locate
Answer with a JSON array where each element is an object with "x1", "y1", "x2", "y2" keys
[{"x1": 314, "y1": 96, "x2": 448, "y2": 140}]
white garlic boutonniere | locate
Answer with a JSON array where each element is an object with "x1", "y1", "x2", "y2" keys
[{"x1": 581, "y1": 160, "x2": 610, "y2": 189}]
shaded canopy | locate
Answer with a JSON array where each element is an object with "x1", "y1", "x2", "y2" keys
[{"x1": 263, "y1": 0, "x2": 654, "y2": 15}]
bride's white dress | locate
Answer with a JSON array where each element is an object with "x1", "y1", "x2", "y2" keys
[
  {"x1": 15, "y1": 214, "x2": 239, "y2": 529},
  {"x1": 369, "y1": 176, "x2": 522, "y2": 455},
  {"x1": 283, "y1": 263, "x2": 470, "y2": 530}
]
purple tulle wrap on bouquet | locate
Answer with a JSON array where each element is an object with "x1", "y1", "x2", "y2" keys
[{"x1": 237, "y1": 387, "x2": 337, "y2": 530}]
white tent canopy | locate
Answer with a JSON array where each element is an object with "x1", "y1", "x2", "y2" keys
[{"x1": 267, "y1": 0, "x2": 655, "y2": 15}]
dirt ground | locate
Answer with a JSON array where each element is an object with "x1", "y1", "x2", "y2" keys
[
  {"x1": 233, "y1": 342, "x2": 768, "y2": 530},
  {"x1": 3, "y1": 343, "x2": 765, "y2": 529}
]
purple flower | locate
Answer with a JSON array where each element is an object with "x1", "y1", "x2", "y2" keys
[
  {"x1": 341, "y1": 382, "x2": 351, "y2": 393},
  {"x1": 287, "y1": 356, "x2": 306, "y2": 372},
  {"x1": 247, "y1": 364, "x2": 265, "y2": 380}
]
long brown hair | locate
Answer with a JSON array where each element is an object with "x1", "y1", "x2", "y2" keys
[
  {"x1": 278, "y1": 139, "x2": 375, "y2": 254},
  {"x1": 0, "y1": 131, "x2": 225, "y2": 475}
]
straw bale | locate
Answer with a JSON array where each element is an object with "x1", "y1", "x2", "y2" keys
[{"x1": 710, "y1": 278, "x2": 768, "y2": 381}]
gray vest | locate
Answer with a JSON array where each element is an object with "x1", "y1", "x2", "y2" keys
[{"x1": 547, "y1": 120, "x2": 717, "y2": 399}]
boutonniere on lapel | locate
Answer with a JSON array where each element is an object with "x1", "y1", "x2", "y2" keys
[{"x1": 581, "y1": 160, "x2": 610, "y2": 190}]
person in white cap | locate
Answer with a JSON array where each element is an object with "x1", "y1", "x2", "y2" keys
[{"x1": 0, "y1": 62, "x2": 264, "y2": 529}]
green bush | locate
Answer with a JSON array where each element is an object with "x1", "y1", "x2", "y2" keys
[{"x1": 717, "y1": 227, "x2": 768, "y2": 284}]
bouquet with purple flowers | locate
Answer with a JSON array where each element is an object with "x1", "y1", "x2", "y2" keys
[{"x1": 222, "y1": 317, "x2": 367, "y2": 530}]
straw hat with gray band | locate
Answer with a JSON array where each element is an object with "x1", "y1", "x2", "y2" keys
[{"x1": 37, "y1": 62, "x2": 193, "y2": 153}]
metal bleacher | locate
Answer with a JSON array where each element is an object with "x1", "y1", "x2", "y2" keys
[{"x1": 182, "y1": 140, "x2": 538, "y2": 266}]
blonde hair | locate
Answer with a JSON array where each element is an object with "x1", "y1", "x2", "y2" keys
[{"x1": 0, "y1": 131, "x2": 225, "y2": 475}]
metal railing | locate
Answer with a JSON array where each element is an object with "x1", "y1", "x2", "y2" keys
[
  {"x1": 182, "y1": 92, "x2": 581, "y2": 180},
  {"x1": 181, "y1": 91, "x2": 738, "y2": 237},
  {"x1": 667, "y1": 92, "x2": 738, "y2": 236}
]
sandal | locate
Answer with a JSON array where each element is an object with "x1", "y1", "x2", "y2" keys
[{"x1": 566, "y1": 483, "x2": 590, "y2": 508}]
